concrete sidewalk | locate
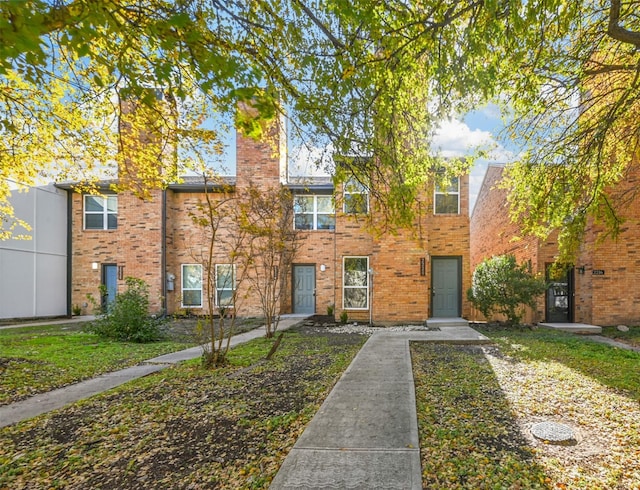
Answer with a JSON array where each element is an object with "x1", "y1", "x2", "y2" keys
[
  {"x1": 270, "y1": 326, "x2": 490, "y2": 489},
  {"x1": 0, "y1": 315, "x2": 306, "y2": 428}
]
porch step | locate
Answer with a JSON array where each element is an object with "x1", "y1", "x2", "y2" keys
[{"x1": 426, "y1": 318, "x2": 469, "y2": 329}]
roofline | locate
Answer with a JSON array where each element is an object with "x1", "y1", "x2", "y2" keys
[
  {"x1": 55, "y1": 179, "x2": 236, "y2": 193},
  {"x1": 286, "y1": 183, "x2": 334, "y2": 192}
]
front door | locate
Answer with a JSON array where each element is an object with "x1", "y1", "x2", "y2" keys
[
  {"x1": 432, "y1": 257, "x2": 461, "y2": 317},
  {"x1": 293, "y1": 265, "x2": 315, "y2": 314},
  {"x1": 102, "y1": 264, "x2": 118, "y2": 311},
  {"x1": 545, "y1": 264, "x2": 574, "y2": 322}
]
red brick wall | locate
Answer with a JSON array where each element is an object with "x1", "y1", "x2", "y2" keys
[
  {"x1": 292, "y1": 231, "x2": 336, "y2": 316},
  {"x1": 72, "y1": 121, "x2": 474, "y2": 323},
  {"x1": 472, "y1": 162, "x2": 640, "y2": 326},
  {"x1": 70, "y1": 190, "x2": 164, "y2": 315},
  {"x1": 426, "y1": 174, "x2": 471, "y2": 320},
  {"x1": 576, "y1": 163, "x2": 640, "y2": 326},
  {"x1": 470, "y1": 165, "x2": 547, "y2": 323}
]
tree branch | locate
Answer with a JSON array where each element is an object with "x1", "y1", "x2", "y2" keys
[
  {"x1": 608, "y1": 0, "x2": 640, "y2": 47},
  {"x1": 293, "y1": 0, "x2": 345, "y2": 50}
]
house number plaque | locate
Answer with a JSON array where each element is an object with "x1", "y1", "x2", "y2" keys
[{"x1": 592, "y1": 270, "x2": 605, "y2": 275}]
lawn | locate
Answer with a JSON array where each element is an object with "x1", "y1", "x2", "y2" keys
[
  {"x1": 1, "y1": 323, "x2": 639, "y2": 489},
  {"x1": 0, "y1": 322, "x2": 195, "y2": 405},
  {"x1": 598, "y1": 325, "x2": 640, "y2": 349},
  {"x1": 0, "y1": 327, "x2": 366, "y2": 489},
  {"x1": 413, "y1": 327, "x2": 640, "y2": 489}
]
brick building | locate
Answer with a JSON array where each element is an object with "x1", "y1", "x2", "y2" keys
[
  {"x1": 58, "y1": 127, "x2": 472, "y2": 324},
  {"x1": 471, "y1": 163, "x2": 640, "y2": 326}
]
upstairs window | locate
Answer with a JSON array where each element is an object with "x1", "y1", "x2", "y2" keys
[
  {"x1": 434, "y1": 177, "x2": 460, "y2": 214},
  {"x1": 343, "y1": 178, "x2": 369, "y2": 214},
  {"x1": 182, "y1": 264, "x2": 202, "y2": 307},
  {"x1": 294, "y1": 195, "x2": 335, "y2": 230},
  {"x1": 84, "y1": 195, "x2": 117, "y2": 230},
  {"x1": 215, "y1": 264, "x2": 236, "y2": 307}
]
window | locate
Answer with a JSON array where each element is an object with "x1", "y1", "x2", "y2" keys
[
  {"x1": 216, "y1": 264, "x2": 236, "y2": 307},
  {"x1": 343, "y1": 256, "x2": 369, "y2": 309},
  {"x1": 434, "y1": 177, "x2": 460, "y2": 214},
  {"x1": 294, "y1": 195, "x2": 335, "y2": 230},
  {"x1": 182, "y1": 264, "x2": 202, "y2": 307},
  {"x1": 343, "y1": 178, "x2": 369, "y2": 214},
  {"x1": 84, "y1": 195, "x2": 117, "y2": 230}
]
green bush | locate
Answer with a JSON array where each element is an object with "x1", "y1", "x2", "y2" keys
[
  {"x1": 340, "y1": 310, "x2": 348, "y2": 324},
  {"x1": 467, "y1": 254, "x2": 546, "y2": 326},
  {"x1": 88, "y1": 277, "x2": 164, "y2": 342}
]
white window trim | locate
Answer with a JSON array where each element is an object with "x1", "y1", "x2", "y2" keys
[
  {"x1": 294, "y1": 195, "x2": 335, "y2": 231},
  {"x1": 434, "y1": 177, "x2": 460, "y2": 215},
  {"x1": 215, "y1": 263, "x2": 237, "y2": 307},
  {"x1": 343, "y1": 178, "x2": 369, "y2": 214},
  {"x1": 342, "y1": 256, "x2": 369, "y2": 310},
  {"x1": 84, "y1": 195, "x2": 117, "y2": 230},
  {"x1": 181, "y1": 264, "x2": 203, "y2": 308}
]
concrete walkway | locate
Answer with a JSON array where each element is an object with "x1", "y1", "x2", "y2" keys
[
  {"x1": 0, "y1": 315, "x2": 97, "y2": 330},
  {"x1": 270, "y1": 326, "x2": 490, "y2": 489},
  {"x1": 0, "y1": 315, "x2": 306, "y2": 428}
]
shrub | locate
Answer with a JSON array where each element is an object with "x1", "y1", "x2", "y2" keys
[
  {"x1": 467, "y1": 254, "x2": 546, "y2": 326},
  {"x1": 88, "y1": 277, "x2": 164, "y2": 342},
  {"x1": 340, "y1": 310, "x2": 348, "y2": 324}
]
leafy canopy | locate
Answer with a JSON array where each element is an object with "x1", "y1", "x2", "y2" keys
[{"x1": 1, "y1": 1, "x2": 639, "y2": 253}]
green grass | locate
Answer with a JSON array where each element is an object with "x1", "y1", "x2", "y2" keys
[
  {"x1": 475, "y1": 327, "x2": 640, "y2": 489},
  {"x1": 0, "y1": 323, "x2": 194, "y2": 405},
  {"x1": 598, "y1": 325, "x2": 640, "y2": 348},
  {"x1": 412, "y1": 343, "x2": 549, "y2": 489},
  {"x1": 412, "y1": 328, "x2": 640, "y2": 489},
  {"x1": 483, "y1": 327, "x2": 640, "y2": 400},
  {"x1": 0, "y1": 330, "x2": 365, "y2": 490}
]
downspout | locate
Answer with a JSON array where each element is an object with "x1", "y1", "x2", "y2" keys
[
  {"x1": 161, "y1": 189, "x2": 167, "y2": 316},
  {"x1": 65, "y1": 189, "x2": 73, "y2": 317},
  {"x1": 333, "y1": 202, "x2": 337, "y2": 319}
]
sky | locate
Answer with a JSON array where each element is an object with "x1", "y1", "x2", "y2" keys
[{"x1": 285, "y1": 103, "x2": 517, "y2": 214}]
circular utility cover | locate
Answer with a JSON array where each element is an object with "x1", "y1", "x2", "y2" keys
[{"x1": 531, "y1": 421, "x2": 576, "y2": 444}]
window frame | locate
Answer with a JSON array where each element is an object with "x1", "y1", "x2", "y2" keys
[
  {"x1": 342, "y1": 256, "x2": 369, "y2": 310},
  {"x1": 84, "y1": 194, "x2": 118, "y2": 230},
  {"x1": 215, "y1": 263, "x2": 237, "y2": 308},
  {"x1": 293, "y1": 194, "x2": 335, "y2": 231},
  {"x1": 181, "y1": 264, "x2": 203, "y2": 308},
  {"x1": 434, "y1": 177, "x2": 460, "y2": 215},
  {"x1": 343, "y1": 178, "x2": 369, "y2": 215}
]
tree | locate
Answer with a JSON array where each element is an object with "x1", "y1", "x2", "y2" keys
[
  {"x1": 187, "y1": 174, "x2": 246, "y2": 367},
  {"x1": 467, "y1": 255, "x2": 546, "y2": 326},
  {"x1": 2, "y1": 1, "x2": 639, "y2": 258},
  {"x1": 238, "y1": 184, "x2": 303, "y2": 338}
]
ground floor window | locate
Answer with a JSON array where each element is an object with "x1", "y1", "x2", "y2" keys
[
  {"x1": 216, "y1": 264, "x2": 236, "y2": 307},
  {"x1": 182, "y1": 264, "x2": 202, "y2": 307},
  {"x1": 343, "y1": 256, "x2": 369, "y2": 309}
]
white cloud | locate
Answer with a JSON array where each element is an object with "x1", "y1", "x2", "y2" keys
[
  {"x1": 288, "y1": 143, "x2": 335, "y2": 176},
  {"x1": 432, "y1": 118, "x2": 516, "y2": 212},
  {"x1": 288, "y1": 117, "x2": 517, "y2": 212},
  {"x1": 432, "y1": 118, "x2": 513, "y2": 162}
]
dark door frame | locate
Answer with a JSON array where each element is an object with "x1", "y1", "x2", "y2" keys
[{"x1": 545, "y1": 264, "x2": 575, "y2": 323}]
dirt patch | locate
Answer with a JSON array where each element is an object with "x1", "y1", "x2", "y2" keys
[{"x1": 0, "y1": 323, "x2": 366, "y2": 489}]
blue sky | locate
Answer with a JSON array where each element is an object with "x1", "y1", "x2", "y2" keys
[
  {"x1": 286, "y1": 103, "x2": 517, "y2": 213},
  {"x1": 210, "y1": 103, "x2": 516, "y2": 213}
]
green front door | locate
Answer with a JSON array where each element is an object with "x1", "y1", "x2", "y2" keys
[
  {"x1": 432, "y1": 257, "x2": 461, "y2": 317},
  {"x1": 293, "y1": 265, "x2": 315, "y2": 314}
]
